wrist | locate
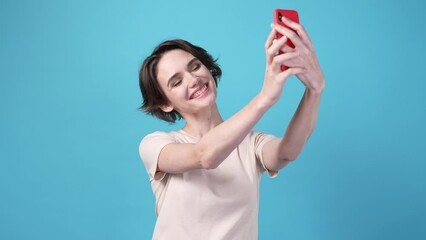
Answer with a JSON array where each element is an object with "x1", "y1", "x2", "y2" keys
[
  {"x1": 304, "y1": 87, "x2": 323, "y2": 105},
  {"x1": 307, "y1": 75, "x2": 326, "y2": 95},
  {"x1": 253, "y1": 93, "x2": 273, "y2": 113},
  {"x1": 306, "y1": 82, "x2": 325, "y2": 96},
  {"x1": 306, "y1": 88, "x2": 324, "y2": 96}
]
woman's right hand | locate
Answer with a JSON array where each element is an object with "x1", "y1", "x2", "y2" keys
[{"x1": 259, "y1": 25, "x2": 305, "y2": 107}]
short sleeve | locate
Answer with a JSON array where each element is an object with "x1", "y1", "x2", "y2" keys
[
  {"x1": 139, "y1": 131, "x2": 177, "y2": 182},
  {"x1": 253, "y1": 131, "x2": 279, "y2": 178}
]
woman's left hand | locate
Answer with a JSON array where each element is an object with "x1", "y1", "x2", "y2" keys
[{"x1": 272, "y1": 17, "x2": 325, "y2": 94}]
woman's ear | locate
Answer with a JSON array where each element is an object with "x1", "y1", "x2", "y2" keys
[{"x1": 160, "y1": 104, "x2": 174, "y2": 113}]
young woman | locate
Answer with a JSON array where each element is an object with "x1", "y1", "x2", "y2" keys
[{"x1": 138, "y1": 17, "x2": 325, "y2": 239}]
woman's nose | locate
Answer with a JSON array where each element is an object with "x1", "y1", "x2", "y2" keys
[{"x1": 186, "y1": 73, "x2": 199, "y2": 87}]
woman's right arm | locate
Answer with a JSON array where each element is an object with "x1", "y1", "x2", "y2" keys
[
  {"x1": 155, "y1": 27, "x2": 305, "y2": 174},
  {"x1": 157, "y1": 95, "x2": 270, "y2": 173}
]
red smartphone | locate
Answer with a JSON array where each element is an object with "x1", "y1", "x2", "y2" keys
[{"x1": 273, "y1": 9, "x2": 299, "y2": 71}]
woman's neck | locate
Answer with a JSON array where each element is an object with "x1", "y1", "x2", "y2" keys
[{"x1": 181, "y1": 104, "x2": 223, "y2": 138}]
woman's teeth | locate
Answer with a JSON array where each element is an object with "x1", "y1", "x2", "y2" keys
[{"x1": 191, "y1": 84, "x2": 208, "y2": 99}]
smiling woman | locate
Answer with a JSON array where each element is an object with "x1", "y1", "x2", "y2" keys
[
  {"x1": 138, "y1": 17, "x2": 325, "y2": 240},
  {"x1": 139, "y1": 39, "x2": 222, "y2": 123}
]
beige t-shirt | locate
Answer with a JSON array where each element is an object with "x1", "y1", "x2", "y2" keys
[{"x1": 139, "y1": 130, "x2": 278, "y2": 240}]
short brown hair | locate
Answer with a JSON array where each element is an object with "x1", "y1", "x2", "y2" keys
[{"x1": 139, "y1": 39, "x2": 222, "y2": 123}]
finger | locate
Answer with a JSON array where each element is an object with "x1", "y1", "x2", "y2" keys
[
  {"x1": 264, "y1": 26, "x2": 277, "y2": 50},
  {"x1": 277, "y1": 67, "x2": 305, "y2": 83},
  {"x1": 271, "y1": 51, "x2": 299, "y2": 72},
  {"x1": 280, "y1": 16, "x2": 314, "y2": 50},
  {"x1": 273, "y1": 23, "x2": 306, "y2": 50},
  {"x1": 267, "y1": 36, "x2": 287, "y2": 64},
  {"x1": 280, "y1": 44, "x2": 295, "y2": 53},
  {"x1": 269, "y1": 36, "x2": 287, "y2": 54}
]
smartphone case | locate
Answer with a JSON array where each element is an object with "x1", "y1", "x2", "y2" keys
[{"x1": 273, "y1": 9, "x2": 300, "y2": 71}]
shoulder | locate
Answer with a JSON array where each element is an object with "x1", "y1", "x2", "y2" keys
[
  {"x1": 139, "y1": 130, "x2": 196, "y2": 153},
  {"x1": 138, "y1": 131, "x2": 179, "y2": 171},
  {"x1": 141, "y1": 131, "x2": 175, "y2": 141},
  {"x1": 140, "y1": 131, "x2": 177, "y2": 149},
  {"x1": 140, "y1": 130, "x2": 196, "y2": 145}
]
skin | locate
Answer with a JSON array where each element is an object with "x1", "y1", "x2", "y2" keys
[{"x1": 152, "y1": 16, "x2": 325, "y2": 174}]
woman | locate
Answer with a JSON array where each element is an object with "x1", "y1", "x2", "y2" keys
[{"x1": 138, "y1": 17, "x2": 325, "y2": 239}]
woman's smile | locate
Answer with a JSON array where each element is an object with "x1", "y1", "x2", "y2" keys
[{"x1": 189, "y1": 83, "x2": 209, "y2": 100}]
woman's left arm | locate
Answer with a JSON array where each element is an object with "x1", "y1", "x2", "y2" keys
[{"x1": 262, "y1": 16, "x2": 326, "y2": 171}]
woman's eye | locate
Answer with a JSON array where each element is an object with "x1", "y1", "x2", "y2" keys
[
  {"x1": 173, "y1": 80, "x2": 182, "y2": 87},
  {"x1": 192, "y1": 63, "x2": 201, "y2": 71}
]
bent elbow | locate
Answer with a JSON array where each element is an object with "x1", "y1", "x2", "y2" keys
[
  {"x1": 200, "y1": 157, "x2": 220, "y2": 170},
  {"x1": 201, "y1": 161, "x2": 218, "y2": 170},
  {"x1": 279, "y1": 156, "x2": 296, "y2": 163},
  {"x1": 281, "y1": 151, "x2": 301, "y2": 162},
  {"x1": 285, "y1": 145, "x2": 305, "y2": 162},
  {"x1": 286, "y1": 155, "x2": 298, "y2": 162},
  {"x1": 195, "y1": 147, "x2": 219, "y2": 170}
]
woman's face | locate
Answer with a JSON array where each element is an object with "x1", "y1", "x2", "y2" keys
[{"x1": 156, "y1": 49, "x2": 217, "y2": 117}]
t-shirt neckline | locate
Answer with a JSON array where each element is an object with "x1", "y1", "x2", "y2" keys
[{"x1": 177, "y1": 129, "x2": 200, "y2": 139}]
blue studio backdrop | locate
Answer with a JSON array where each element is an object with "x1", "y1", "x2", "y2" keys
[{"x1": 1, "y1": 0, "x2": 425, "y2": 239}]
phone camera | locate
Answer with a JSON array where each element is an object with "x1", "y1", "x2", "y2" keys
[{"x1": 278, "y1": 12, "x2": 282, "y2": 22}]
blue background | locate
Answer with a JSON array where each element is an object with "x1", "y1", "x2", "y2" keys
[{"x1": 1, "y1": 0, "x2": 425, "y2": 239}]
